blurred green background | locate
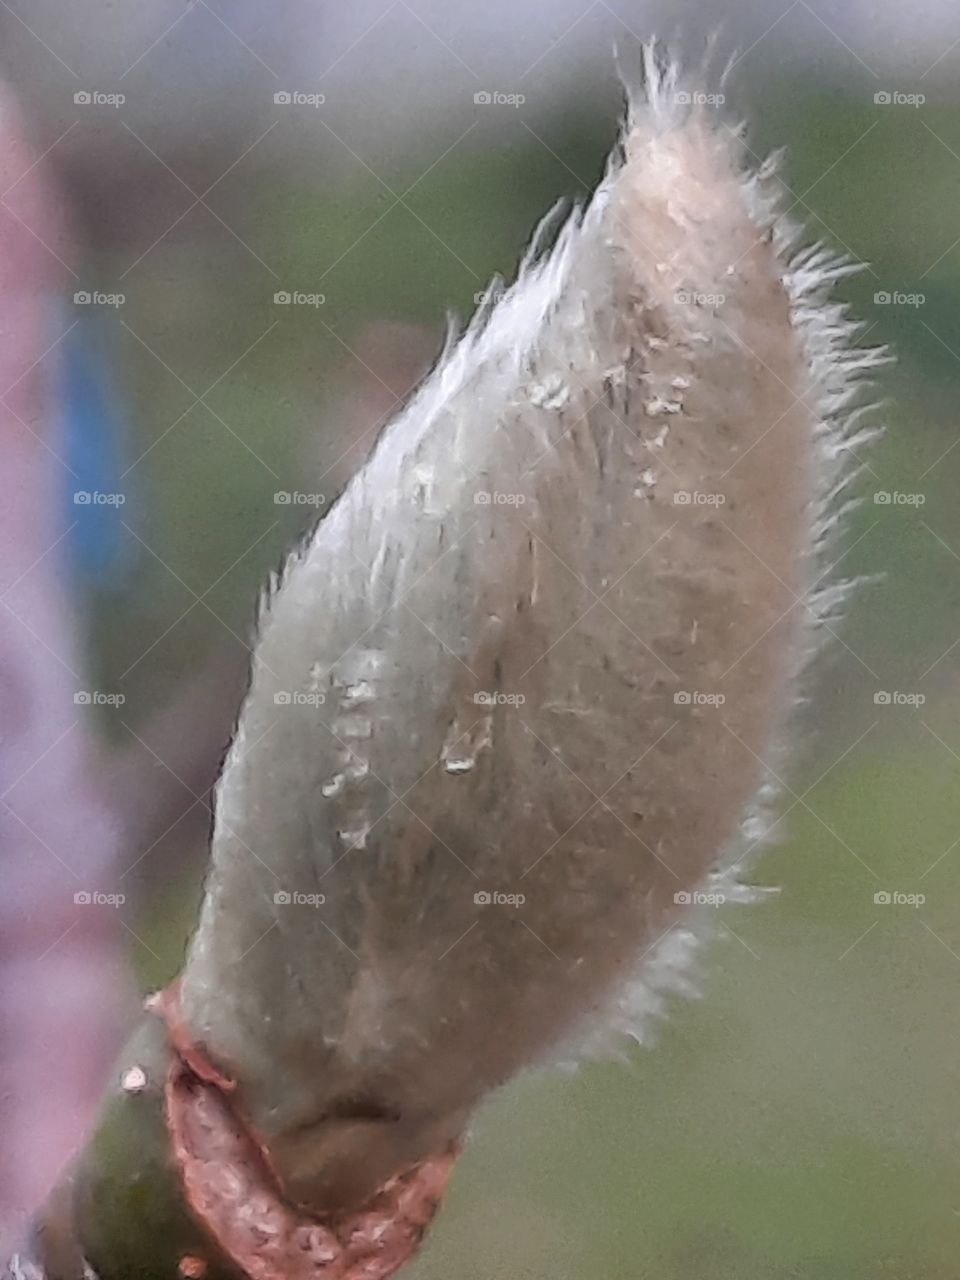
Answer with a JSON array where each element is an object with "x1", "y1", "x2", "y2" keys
[{"x1": 79, "y1": 63, "x2": 960, "y2": 1280}]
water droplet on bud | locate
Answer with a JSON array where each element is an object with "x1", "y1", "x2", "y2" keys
[{"x1": 529, "y1": 375, "x2": 570, "y2": 410}]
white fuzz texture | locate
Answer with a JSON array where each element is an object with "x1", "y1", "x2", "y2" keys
[{"x1": 181, "y1": 49, "x2": 883, "y2": 1211}]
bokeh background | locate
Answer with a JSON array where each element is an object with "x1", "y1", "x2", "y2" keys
[{"x1": 0, "y1": 1, "x2": 959, "y2": 1276}]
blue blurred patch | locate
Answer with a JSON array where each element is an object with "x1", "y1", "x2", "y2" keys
[{"x1": 59, "y1": 312, "x2": 137, "y2": 589}]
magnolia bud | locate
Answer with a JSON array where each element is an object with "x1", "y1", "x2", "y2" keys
[{"x1": 180, "y1": 49, "x2": 883, "y2": 1215}]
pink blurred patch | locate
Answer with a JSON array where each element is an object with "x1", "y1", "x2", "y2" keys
[{"x1": 0, "y1": 85, "x2": 129, "y2": 1248}]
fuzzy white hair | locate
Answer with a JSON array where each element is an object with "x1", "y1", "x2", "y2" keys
[
  {"x1": 181, "y1": 46, "x2": 887, "y2": 1209},
  {"x1": 566, "y1": 47, "x2": 889, "y2": 1059}
]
